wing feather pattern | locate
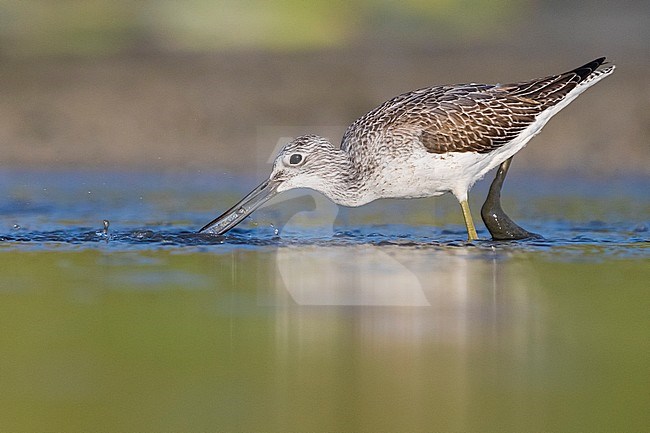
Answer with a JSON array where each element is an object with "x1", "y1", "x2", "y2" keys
[{"x1": 341, "y1": 58, "x2": 608, "y2": 155}]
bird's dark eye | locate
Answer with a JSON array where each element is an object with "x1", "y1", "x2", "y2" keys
[{"x1": 289, "y1": 153, "x2": 303, "y2": 165}]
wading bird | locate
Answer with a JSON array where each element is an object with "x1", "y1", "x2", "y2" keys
[{"x1": 200, "y1": 58, "x2": 614, "y2": 240}]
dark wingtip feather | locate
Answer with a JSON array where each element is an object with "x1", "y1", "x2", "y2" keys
[{"x1": 571, "y1": 57, "x2": 608, "y2": 82}]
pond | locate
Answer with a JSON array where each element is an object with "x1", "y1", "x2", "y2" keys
[{"x1": 0, "y1": 169, "x2": 648, "y2": 432}]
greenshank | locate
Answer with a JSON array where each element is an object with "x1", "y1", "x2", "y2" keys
[{"x1": 200, "y1": 58, "x2": 614, "y2": 240}]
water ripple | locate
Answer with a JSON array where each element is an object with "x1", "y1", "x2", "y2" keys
[
  {"x1": 0, "y1": 222, "x2": 647, "y2": 260},
  {"x1": 1, "y1": 169, "x2": 648, "y2": 259}
]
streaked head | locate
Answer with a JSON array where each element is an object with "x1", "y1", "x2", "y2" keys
[
  {"x1": 270, "y1": 135, "x2": 344, "y2": 192},
  {"x1": 199, "y1": 135, "x2": 348, "y2": 235}
]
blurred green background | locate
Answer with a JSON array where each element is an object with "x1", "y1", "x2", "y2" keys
[
  {"x1": 0, "y1": 0, "x2": 531, "y2": 55},
  {"x1": 0, "y1": 0, "x2": 648, "y2": 172}
]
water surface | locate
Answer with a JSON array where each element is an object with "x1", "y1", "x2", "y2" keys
[{"x1": 0, "y1": 169, "x2": 648, "y2": 431}]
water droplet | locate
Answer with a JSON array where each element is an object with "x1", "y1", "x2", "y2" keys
[
  {"x1": 102, "y1": 220, "x2": 110, "y2": 235},
  {"x1": 12, "y1": 224, "x2": 21, "y2": 230},
  {"x1": 238, "y1": 207, "x2": 245, "y2": 215}
]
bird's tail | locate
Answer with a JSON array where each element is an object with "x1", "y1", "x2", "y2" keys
[
  {"x1": 572, "y1": 57, "x2": 616, "y2": 86},
  {"x1": 506, "y1": 57, "x2": 615, "y2": 104}
]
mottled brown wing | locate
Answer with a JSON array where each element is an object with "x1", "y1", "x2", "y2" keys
[
  {"x1": 341, "y1": 58, "x2": 607, "y2": 155},
  {"x1": 399, "y1": 58, "x2": 608, "y2": 154},
  {"x1": 502, "y1": 57, "x2": 607, "y2": 102},
  {"x1": 416, "y1": 92, "x2": 543, "y2": 154}
]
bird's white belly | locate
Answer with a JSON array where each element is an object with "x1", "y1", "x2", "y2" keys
[
  {"x1": 366, "y1": 143, "x2": 524, "y2": 202},
  {"x1": 350, "y1": 74, "x2": 608, "y2": 206}
]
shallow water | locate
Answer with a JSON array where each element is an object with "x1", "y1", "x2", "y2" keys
[{"x1": 1, "y1": 169, "x2": 649, "y2": 431}]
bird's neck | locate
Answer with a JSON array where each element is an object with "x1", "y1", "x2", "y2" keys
[{"x1": 319, "y1": 150, "x2": 368, "y2": 207}]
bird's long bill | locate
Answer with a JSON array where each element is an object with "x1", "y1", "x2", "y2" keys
[{"x1": 198, "y1": 179, "x2": 280, "y2": 235}]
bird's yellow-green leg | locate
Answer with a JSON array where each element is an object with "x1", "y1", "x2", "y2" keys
[{"x1": 460, "y1": 199, "x2": 479, "y2": 241}]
